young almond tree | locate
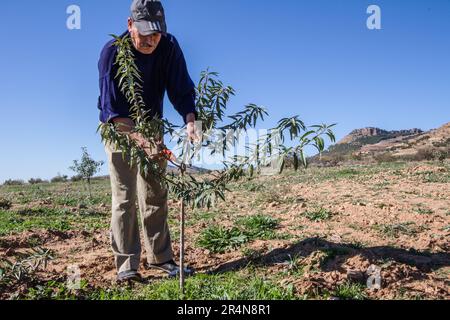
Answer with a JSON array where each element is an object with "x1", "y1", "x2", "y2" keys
[
  {"x1": 69, "y1": 147, "x2": 104, "y2": 199},
  {"x1": 98, "y1": 34, "x2": 336, "y2": 295}
]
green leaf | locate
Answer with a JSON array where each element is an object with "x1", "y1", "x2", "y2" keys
[{"x1": 300, "y1": 151, "x2": 307, "y2": 168}]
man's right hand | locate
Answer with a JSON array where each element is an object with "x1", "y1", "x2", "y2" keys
[
  {"x1": 112, "y1": 118, "x2": 154, "y2": 157},
  {"x1": 112, "y1": 117, "x2": 135, "y2": 133},
  {"x1": 112, "y1": 117, "x2": 160, "y2": 159}
]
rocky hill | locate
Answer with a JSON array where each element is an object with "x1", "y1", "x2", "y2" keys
[
  {"x1": 337, "y1": 128, "x2": 423, "y2": 145},
  {"x1": 317, "y1": 122, "x2": 450, "y2": 164}
]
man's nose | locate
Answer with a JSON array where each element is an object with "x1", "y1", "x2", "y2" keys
[{"x1": 144, "y1": 37, "x2": 154, "y2": 44}]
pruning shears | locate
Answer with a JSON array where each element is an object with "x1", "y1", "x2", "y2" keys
[{"x1": 158, "y1": 148, "x2": 178, "y2": 164}]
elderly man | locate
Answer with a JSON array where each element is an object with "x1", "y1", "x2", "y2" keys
[{"x1": 97, "y1": 0, "x2": 196, "y2": 282}]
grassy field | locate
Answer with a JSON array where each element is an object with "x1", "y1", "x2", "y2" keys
[{"x1": 0, "y1": 160, "x2": 449, "y2": 300}]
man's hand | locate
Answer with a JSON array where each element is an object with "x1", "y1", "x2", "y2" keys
[
  {"x1": 186, "y1": 113, "x2": 199, "y2": 142},
  {"x1": 112, "y1": 115, "x2": 199, "y2": 163},
  {"x1": 112, "y1": 117, "x2": 160, "y2": 159}
]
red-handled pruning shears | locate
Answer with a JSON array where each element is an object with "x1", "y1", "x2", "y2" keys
[{"x1": 159, "y1": 148, "x2": 178, "y2": 163}]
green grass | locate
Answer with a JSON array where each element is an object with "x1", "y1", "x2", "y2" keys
[
  {"x1": 190, "y1": 210, "x2": 219, "y2": 222},
  {"x1": 416, "y1": 171, "x2": 450, "y2": 184},
  {"x1": 53, "y1": 193, "x2": 110, "y2": 207},
  {"x1": 332, "y1": 168, "x2": 362, "y2": 178},
  {"x1": 414, "y1": 206, "x2": 434, "y2": 215},
  {"x1": 1, "y1": 247, "x2": 55, "y2": 293},
  {"x1": 299, "y1": 167, "x2": 365, "y2": 183},
  {"x1": 234, "y1": 182, "x2": 266, "y2": 192},
  {"x1": 331, "y1": 282, "x2": 368, "y2": 300},
  {"x1": 197, "y1": 214, "x2": 283, "y2": 253},
  {"x1": 0, "y1": 180, "x2": 111, "y2": 206},
  {"x1": 254, "y1": 191, "x2": 283, "y2": 206},
  {"x1": 374, "y1": 222, "x2": 422, "y2": 238},
  {"x1": 0, "y1": 179, "x2": 112, "y2": 237},
  {"x1": 372, "y1": 181, "x2": 391, "y2": 190},
  {"x1": 2, "y1": 163, "x2": 448, "y2": 300},
  {"x1": 0, "y1": 209, "x2": 72, "y2": 236},
  {"x1": 23, "y1": 280, "x2": 90, "y2": 300},
  {"x1": 0, "y1": 207, "x2": 109, "y2": 236},
  {"x1": 1, "y1": 185, "x2": 52, "y2": 205},
  {"x1": 303, "y1": 208, "x2": 333, "y2": 222},
  {"x1": 281, "y1": 254, "x2": 306, "y2": 277},
  {"x1": 233, "y1": 162, "x2": 408, "y2": 191},
  {"x1": 197, "y1": 226, "x2": 248, "y2": 253},
  {"x1": 53, "y1": 195, "x2": 82, "y2": 207},
  {"x1": 137, "y1": 273, "x2": 296, "y2": 300},
  {"x1": 23, "y1": 273, "x2": 296, "y2": 300},
  {"x1": 238, "y1": 215, "x2": 279, "y2": 240}
]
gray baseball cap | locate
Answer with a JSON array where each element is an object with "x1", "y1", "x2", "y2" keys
[{"x1": 130, "y1": 0, "x2": 167, "y2": 36}]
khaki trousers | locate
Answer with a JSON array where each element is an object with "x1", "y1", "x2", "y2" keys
[{"x1": 104, "y1": 142, "x2": 174, "y2": 274}]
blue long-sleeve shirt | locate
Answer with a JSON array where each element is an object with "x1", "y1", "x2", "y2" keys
[{"x1": 97, "y1": 31, "x2": 197, "y2": 124}]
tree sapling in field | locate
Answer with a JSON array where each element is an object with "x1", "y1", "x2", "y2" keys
[{"x1": 69, "y1": 147, "x2": 104, "y2": 199}]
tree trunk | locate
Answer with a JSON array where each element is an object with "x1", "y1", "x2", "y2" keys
[
  {"x1": 87, "y1": 178, "x2": 92, "y2": 199},
  {"x1": 180, "y1": 199, "x2": 185, "y2": 298}
]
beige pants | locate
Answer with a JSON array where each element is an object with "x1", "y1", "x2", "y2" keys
[{"x1": 104, "y1": 142, "x2": 174, "y2": 274}]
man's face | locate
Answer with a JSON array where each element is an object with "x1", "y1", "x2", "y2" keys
[{"x1": 128, "y1": 18, "x2": 162, "y2": 55}]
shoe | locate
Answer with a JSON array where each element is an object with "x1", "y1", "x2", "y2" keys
[
  {"x1": 116, "y1": 270, "x2": 143, "y2": 283},
  {"x1": 146, "y1": 260, "x2": 195, "y2": 278}
]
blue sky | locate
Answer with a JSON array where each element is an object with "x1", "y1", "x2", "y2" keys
[{"x1": 0, "y1": 0, "x2": 449, "y2": 183}]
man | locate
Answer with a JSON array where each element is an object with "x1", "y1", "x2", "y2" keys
[{"x1": 97, "y1": 0, "x2": 196, "y2": 282}]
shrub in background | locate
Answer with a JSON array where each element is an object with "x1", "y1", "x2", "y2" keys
[{"x1": 50, "y1": 173, "x2": 68, "y2": 184}]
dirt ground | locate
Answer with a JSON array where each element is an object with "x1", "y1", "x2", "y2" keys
[{"x1": 0, "y1": 161, "x2": 449, "y2": 299}]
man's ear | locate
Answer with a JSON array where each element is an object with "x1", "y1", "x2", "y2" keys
[{"x1": 127, "y1": 17, "x2": 133, "y2": 33}]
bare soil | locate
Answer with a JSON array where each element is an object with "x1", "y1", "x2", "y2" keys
[{"x1": 0, "y1": 162, "x2": 449, "y2": 299}]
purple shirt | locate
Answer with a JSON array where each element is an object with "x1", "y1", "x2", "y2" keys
[{"x1": 97, "y1": 31, "x2": 197, "y2": 124}]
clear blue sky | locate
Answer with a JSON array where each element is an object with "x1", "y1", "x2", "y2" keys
[{"x1": 1, "y1": 0, "x2": 449, "y2": 183}]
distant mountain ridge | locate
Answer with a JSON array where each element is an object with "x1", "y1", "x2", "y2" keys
[
  {"x1": 337, "y1": 127, "x2": 423, "y2": 145},
  {"x1": 317, "y1": 122, "x2": 450, "y2": 163}
]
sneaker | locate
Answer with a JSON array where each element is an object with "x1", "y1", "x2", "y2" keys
[
  {"x1": 116, "y1": 270, "x2": 143, "y2": 283},
  {"x1": 146, "y1": 260, "x2": 195, "y2": 278}
]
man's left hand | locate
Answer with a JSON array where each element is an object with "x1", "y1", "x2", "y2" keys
[{"x1": 186, "y1": 113, "x2": 200, "y2": 142}]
